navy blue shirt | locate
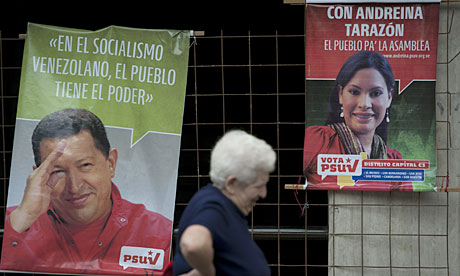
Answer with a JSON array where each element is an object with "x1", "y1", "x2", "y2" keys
[{"x1": 173, "y1": 184, "x2": 270, "y2": 276}]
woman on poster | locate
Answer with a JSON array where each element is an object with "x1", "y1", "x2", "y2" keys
[{"x1": 303, "y1": 51, "x2": 412, "y2": 191}]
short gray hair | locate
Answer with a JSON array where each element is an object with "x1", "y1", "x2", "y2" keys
[{"x1": 210, "y1": 130, "x2": 276, "y2": 188}]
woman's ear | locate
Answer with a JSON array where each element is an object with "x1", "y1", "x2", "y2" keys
[
  {"x1": 387, "y1": 89, "x2": 393, "y2": 108},
  {"x1": 224, "y1": 175, "x2": 238, "y2": 194}
]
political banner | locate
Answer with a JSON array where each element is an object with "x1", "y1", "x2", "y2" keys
[
  {"x1": 0, "y1": 23, "x2": 189, "y2": 274},
  {"x1": 303, "y1": 3, "x2": 439, "y2": 191}
]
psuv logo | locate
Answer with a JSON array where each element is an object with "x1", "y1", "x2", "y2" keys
[
  {"x1": 317, "y1": 154, "x2": 363, "y2": 179},
  {"x1": 119, "y1": 246, "x2": 164, "y2": 270}
]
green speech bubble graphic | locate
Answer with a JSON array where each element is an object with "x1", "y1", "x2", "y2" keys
[{"x1": 17, "y1": 23, "x2": 190, "y2": 146}]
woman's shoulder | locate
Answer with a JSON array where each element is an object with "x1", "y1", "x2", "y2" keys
[
  {"x1": 305, "y1": 125, "x2": 336, "y2": 138},
  {"x1": 304, "y1": 125, "x2": 342, "y2": 160},
  {"x1": 187, "y1": 185, "x2": 229, "y2": 213}
]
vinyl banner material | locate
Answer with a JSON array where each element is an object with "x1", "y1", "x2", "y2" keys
[
  {"x1": 303, "y1": 4, "x2": 439, "y2": 191},
  {"x1": 0, "y1": 23, "x2": 189, "y2": 274}
]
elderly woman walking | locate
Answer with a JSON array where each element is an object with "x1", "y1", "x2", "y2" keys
[{"x1": 173, "y1": 130, "x2": 276, "y2": 276}]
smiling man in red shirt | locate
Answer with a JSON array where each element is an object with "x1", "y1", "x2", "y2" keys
[{"x1": 1, "y1": 108, "x2": 172, "y2": 275}]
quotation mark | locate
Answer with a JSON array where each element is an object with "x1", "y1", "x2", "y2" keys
[
  {"x1": 49, "y1": 38, "x2": 57, "y2": 48},
  {"x1": 146, "y1": 94, "x2": 153, "y2": 103}
]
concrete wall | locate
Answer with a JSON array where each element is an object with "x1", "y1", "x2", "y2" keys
[{"x1": 328, "y1": 3, "x2": 460, "y2": 275}]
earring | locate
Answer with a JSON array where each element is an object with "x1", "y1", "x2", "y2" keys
[
  {"x1": 340, "y1": 106, "x2": 344, "y2": 118},
  {"x1": 386, "y1": 109, "x2": 390, "y2": 123}
]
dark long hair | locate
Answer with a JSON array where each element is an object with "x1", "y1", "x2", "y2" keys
[{"x1": 325, "y1": 51, "x2": 396, "y2": 142}]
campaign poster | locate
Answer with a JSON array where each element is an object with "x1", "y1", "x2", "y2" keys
[
  {"x1": 0, "y1": 23, "x2": 189, "y2": 274},
  {"x1": 303, "y1": 3, "x2": 439, "y2": 191}
]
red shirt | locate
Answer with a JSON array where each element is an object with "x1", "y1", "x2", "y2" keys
[
  {"x1": 1, "y1": 183, "x2": 172, "y2": 275},
  {"x1": 303, "y1": 126, "x2": 412, "y2": 191}
]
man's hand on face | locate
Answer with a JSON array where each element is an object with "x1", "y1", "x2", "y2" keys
[{"x1": 9, "y1": 140, "x2": 67, "y2": 233}]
